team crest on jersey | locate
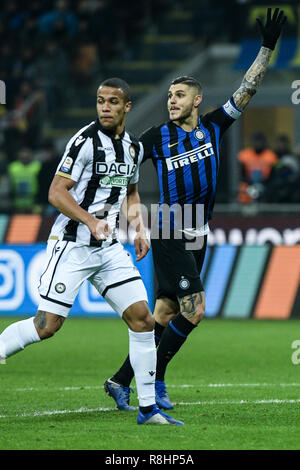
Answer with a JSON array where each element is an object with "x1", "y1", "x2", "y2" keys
[
  {"x1": 129, "y1": 144, "x2": 136, "y2": 159},
  {"x1": 55, "y1": 283, "x2": 66, "y2": 293},
  {"x1": 179, "y1": 278, "x2": 190, "y2": 290},
  {"x1": 194, "y1": 129, "x2": 205, "y2": 141}
]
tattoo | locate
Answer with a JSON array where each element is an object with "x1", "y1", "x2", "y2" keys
[
  {"x1": 232, "y1": 46, "x2": 273, "y2": 110},
  {"x1": 34, "y1": 311, "x2": 64, "y2": 331},
  {"x1": 34, "y1": 310, "x2": 47, "y2": 330},
  {"x1": 179, "y1": 292, "x2": 203, "y2": 320}
]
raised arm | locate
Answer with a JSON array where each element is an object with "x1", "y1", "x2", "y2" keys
[{"x1": 232, "y1": 8, "x2": 286, "y2": 111}]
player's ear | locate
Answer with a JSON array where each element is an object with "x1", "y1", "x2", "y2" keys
[
  {"x1": 125, "y1": 101, "x2": 132, "y2": 113},
  {"x1": 194, "y1": 95, "x2": 202, "y2": 108}
]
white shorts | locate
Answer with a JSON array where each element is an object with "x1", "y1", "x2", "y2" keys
[{"x1": 38, "y1": 240, "x2": 148, "y2": 317}]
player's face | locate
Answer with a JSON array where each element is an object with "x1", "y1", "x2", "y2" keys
[
  {"x1": 97, "y1": 86, "x2": 132, "y2": 132},
  {"x1": 167, "y1": 84, "x2": 202, "y2": 122}
]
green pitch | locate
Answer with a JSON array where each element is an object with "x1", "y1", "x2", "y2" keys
[{"x1": 1, "y1": 316, "x2": 300, "y2": 450}]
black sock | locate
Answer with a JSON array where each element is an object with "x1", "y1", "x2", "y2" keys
[
  {"x1": 156, "y1": 313, "x2": 196, "y2": 382},
  {"x1": 154, "y1": 321, "x2": 165, "y2": 347},
  {"x1": 112, "y1": 356, "x2": 134, "y2": 388},
  {"x1": 139, "y1": 404, "x2": 154, "y2": 414},
  {"x1": 111, "y1": 321, "x2": 165, "y2": 387}
]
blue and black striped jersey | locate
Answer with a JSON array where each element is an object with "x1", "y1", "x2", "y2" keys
[{"x1": 140, "y1": 97, "x2": 242, "y2": 230}]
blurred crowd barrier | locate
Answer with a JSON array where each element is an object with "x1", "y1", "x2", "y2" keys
[{"x1": 0, "y1": 213, "x2": 299, "y2": 319}]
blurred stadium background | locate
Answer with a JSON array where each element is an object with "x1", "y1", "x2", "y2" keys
[{"x1": 0, "y1": 0, "x2": 299, "y2": 321}]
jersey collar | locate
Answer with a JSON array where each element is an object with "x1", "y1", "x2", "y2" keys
[
  {"x1": 96, "y1": 119, "x2": 125, "y2": 140},
  {"x1": 167, "y1": 117, "x2": 202, "y2": 133}
]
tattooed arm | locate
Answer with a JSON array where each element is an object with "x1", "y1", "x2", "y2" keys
[
  {"x1": 232, "y1": 8, "x2": 286, "y2": 111},
  {"x1": 232, "y1": 47, "x2": 272, "y2": 111}
]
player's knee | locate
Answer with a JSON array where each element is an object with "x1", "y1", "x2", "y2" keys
[
  {"x1": 136, "y1": 314, "x2": 154, "y2": 332},
  {"x1": 123, "y1": 301, "x2": 154, "y2": 332},
  {"x1": 179, "y1": 292, "x2": 205, "y2": 325},
  {"x1": 37, "y1": 326, "x2": 55, "y2": 340},
  {"x1": 154, "y1": 298, "x2": 179, "y2": 327},
  {"x1": 190, "y1": 298, "x2": 205, "y2": 325},
  {"x1": 195, "y1": 301, "x2": 205, "y2": 323},
  {"x1": 34, "y1": 311, "x2": 64, "y2": 340}
]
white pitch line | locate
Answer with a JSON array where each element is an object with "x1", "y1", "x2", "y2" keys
[
  {"x1": 176, "y1": 399, "x2": 300, "y2": 405},
  {"x1": 0, "y1": 406, "x2": 117, "y2": 419},
  {"x1": 14, "y1": 385, "x2": 103, "y2": 392},
  {"x1": 1, "y1": 398, "x2": 300, "y2": 419},
  {"x1": 10, "y1": 383, "x2": 300, "y2": 393}
]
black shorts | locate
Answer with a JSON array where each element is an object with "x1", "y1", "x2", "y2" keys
[{"x1": 151, "y1": 234, "x2": 207, "y2": 302}]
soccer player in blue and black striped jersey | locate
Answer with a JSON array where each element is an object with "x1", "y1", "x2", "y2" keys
[{"x1": 105, "y1": 8, "x2": 286, "y2": 410}]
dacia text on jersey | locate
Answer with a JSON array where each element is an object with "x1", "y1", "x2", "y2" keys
[
  {"x1": 166, "y1": 143, "x2": 214, "y2": 171},
  {"x1": 96, "y1": 162, "x2": 137, "y2": 187},
  {"x1": 96, "y1": 162, "x2": 137, "y2": 177}
]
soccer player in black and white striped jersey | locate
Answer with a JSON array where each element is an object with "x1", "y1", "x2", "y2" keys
[{"x1": 0, "y1": 78, "x2": 184, "y2": 425}]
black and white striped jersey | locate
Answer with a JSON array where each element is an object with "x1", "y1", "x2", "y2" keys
[{"x1": 49, "y1": 119, "x2": 143, "y2": 246}]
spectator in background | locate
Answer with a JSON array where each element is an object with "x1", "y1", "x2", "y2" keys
[
  {"x1": 237, "y1": 131, "x2": 278, "y2": 203},
  {"x1": 36, "y1": 140, "x2": 60, "y2": 214},
  {"x1": 274, "y1": 134, "x2": 292, "y2": 160},
  {"x1": 14, "y1": 45, "x2": 38, "y2": 82},
  {"x1": 8, "y1": 146, "x2": 41, "y2": 213},
  {"x1": 0, "y1": 1, "x2": 23, "y2": 31},
  {"x1": 37, "y1": 0, "x2": 78, "y2": 39},
  {"x1": 19, "y1": 16, "x2": 39, "y2": 46},
  {"x1": 13, "y1": 80, "x2": 46, "y2": 149},
  {"x1": 0, "y1": 155, "x2": 10, "y2": 213},
  {"x1": 265, "y1": 135, "x2": 300, "y2": 203},
  {"x1": 71, "y1": 15, "x2": 100, "y2": 84},
  {"x1": 89, "y1": 0, "x2": 121, "y2": 61},
  {"x1": 1, "y1": 79, "x2": 46, "y2": 160},
  {"x1": 35, "y1": 40, "x2": 69, "y2": 116}
]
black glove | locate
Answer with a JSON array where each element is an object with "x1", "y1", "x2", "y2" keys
[{"x1": 256, "y1": 7, "x2": 287, "y2": 50}]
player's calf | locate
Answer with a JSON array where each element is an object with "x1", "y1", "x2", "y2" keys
[
  {"x1": 0, "y1": 311, "x2": 65, "y2": 362},
  {"x1": 155, "y1": 291, "x2": 205, "y2": 385},
  {"x1": 0, "y1": 316, "x2": 41, "y2": 361}
]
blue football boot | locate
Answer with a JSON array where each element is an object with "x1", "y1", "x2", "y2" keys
[
  {"x1": 137, "y1": 404, "x2": 184, "y2": 425},
  {"x1": 104, "y1": 378, "x2": 135, "y2": 411},
  {"x1": 155, "y1": 380, "x2": 174, "y2": 410}
]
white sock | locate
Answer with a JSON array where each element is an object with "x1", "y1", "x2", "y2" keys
[
  {"x1": 128, "y1": 329, "x2": 156, "y2": 408},
  {"x1": 0, "y1": 317, "x2": 41, "y2": 359}
]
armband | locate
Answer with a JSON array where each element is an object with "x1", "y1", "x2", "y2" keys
[{"x1": 222, "y1": 99, "x2": 242, "y2": 120}]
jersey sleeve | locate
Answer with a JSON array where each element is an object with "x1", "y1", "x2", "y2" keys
[
  {"x1": 201, "y1": 96, "x2": 243, "y2": 139},
  {"x1": 56, "y1": 133, "x2": 92, "y2": 182},
  {"x1": 128, "y1": 142, "x2": 144, "y2": 184},
  {"x1": 139, "y1": 126, "x2": 157, "y2": 162}
]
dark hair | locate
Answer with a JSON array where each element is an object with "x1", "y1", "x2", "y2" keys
[
  {"x1": 171, "y1": 76, "x2": 202, "y2": 95},
  {"x1": 99, "y1": 77, "x2": 131, "y2": 102}
]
